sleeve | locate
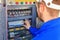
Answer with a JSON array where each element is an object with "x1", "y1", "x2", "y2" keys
[{"x1": 29, "y1": 26, "x2": 39, "y2": 36}]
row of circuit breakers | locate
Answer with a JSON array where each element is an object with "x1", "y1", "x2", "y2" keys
[
  {"x1": 7, "y1": 6, "x2": 36, "y2": 40},
  {"x1": 8, "y1": 8, "x2": 31, "y2": 18}
]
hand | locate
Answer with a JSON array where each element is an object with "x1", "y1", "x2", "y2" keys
[{"x1": 24, "y1": 20, "x2": 30, "y2": 29}]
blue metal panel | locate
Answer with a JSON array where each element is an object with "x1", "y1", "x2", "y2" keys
[{"x1": 31, "y1": 5, "x2": 37, "y2": 27}]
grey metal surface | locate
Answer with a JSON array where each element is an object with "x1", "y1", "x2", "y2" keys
[
  {"x1": 0, "y1": 4, "x2": 6, "y2": 40},
  {"x1": 36, "y1": 18, "x2": 44, "y2": 28},
  {"x1": 7, "y1": 5, "x2": 35, "y2": 9}
]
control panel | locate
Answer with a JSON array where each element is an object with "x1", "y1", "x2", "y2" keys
[
  {"x1": 6, "y1": 0, "x2": 36, "y2": 40},
  {"x1": 7, "y1": 6, "x2": 36, "y2": 40}
]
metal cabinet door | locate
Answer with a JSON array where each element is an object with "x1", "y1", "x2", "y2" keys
[{"x1": 0, "y1": 3, "x2": 6, "y2": 40}]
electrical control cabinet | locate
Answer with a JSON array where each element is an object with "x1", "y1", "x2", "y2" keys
[
  {"x1": 0, "y1": 0, "x2": 44, "y2": 40},
  {"x1": 6, "y1": 0, "x2": 37, "y2": 40},
  {"x1": 7, "y1": 6, "x2": 36, "y2": 40}
]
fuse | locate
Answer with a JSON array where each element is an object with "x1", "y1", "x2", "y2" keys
[
  {"x1": 20, "y1": 11, "x2": 22, "y2": 16},
  {"x1": 12, "y1": 10, "x2": 15, "y2": 15},
  {"x1": 13, "y1": 10, "x2": 16, "y2": 17},
  {"x1": 9, "y1": 29, "x2": 14, "y2": 31},
  {"x1": 19, "y1": 10, "x2": 21, "y2": 16},
  {"x1": 9, "y1": 12, "x2": 12, "y2": 16},
  {"x1": 17, "y1": 9, "x2": 20, "y2": 17},
  {"x1": 17, "y1": 10, "x2": 20, "y2": 17},
  {"x1": 12, "y1": 12, "x2": 15, "y2": 15},
  {"x1": 20, "y1": 27, "x2": 25, "y2": 30},
  {"x1": 21, "y1": 11, "x2": 24, "y2": 16},
  {"x1": 24, "y1": 11, "x2": 27, "y2": 16},
  {"x1": 16, "y1": 10, "x2": 18, "y2": 16},
  {"x1": 15, "y1": 28, "x2": 20, "y2": 31},
  {"x1": 10, "y1": 32, "x2": 15, "y2": 37}
]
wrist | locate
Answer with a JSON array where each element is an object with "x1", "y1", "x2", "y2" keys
[{"x1": 27, "y1": 26, "x2": 31, "y2": 29}]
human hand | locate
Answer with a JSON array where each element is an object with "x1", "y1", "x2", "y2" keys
[{"x1": 24, "y1": 20, "x2": 31, "y2": 29}]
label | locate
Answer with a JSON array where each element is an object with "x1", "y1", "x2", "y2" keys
[
  {"x1": 0, "y1": 0, "x2": 1, "y2": 3},
  {"x1": 14, "y1": 0, "x2": 36, "y2": 2}
]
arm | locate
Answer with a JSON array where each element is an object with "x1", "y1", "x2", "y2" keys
[
  {"x1": 29, "y1": 26, "x2": 39, "y2": 36},
  {"x1": 24, "y1": 20, "x2": 40, "y2": 36}
]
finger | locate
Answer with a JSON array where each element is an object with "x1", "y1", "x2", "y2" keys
[
  {"x1": 24, "y1": 20, "x2": 30, "y2": 23},
  {"x1": 23, "y1": 25, "x2": 26, "y2": 27}
]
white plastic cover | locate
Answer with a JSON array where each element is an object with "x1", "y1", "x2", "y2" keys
[
  {"x1": 0, "y1": 0, "x2": 1, "y2": 3},
  {"x1": 36, "y1": 0, "x2": 60, "y2": 10}
]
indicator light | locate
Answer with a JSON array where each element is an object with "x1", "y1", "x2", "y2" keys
[
  {"x1": 16, "y1": 2, "x2": 19, "y2": 4},
  {"x1": 21, "y1": 2, "x2": 23, "y2": 4}
]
